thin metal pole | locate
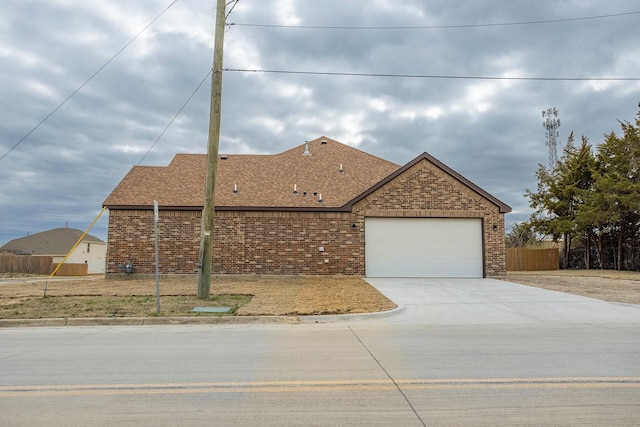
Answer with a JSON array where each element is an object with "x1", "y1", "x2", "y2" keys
[
  {"x1": 197, "y1": 0, "x2": 226, "y2": 299},
  {"x1": 154, "y1": 200, "x2": 160, "y2": 313}
]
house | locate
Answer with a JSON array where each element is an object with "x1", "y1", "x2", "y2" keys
[
  {"x1": 0, "y1": 227, "x2": 106, "y2": 274},
  {"x1": 103, "y1": 136, "x2": 511, "y2": 278}
]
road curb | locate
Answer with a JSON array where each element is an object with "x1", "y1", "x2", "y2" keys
[
  {"x1": 0, "y1": 306, "x2": 403, "y2": 328},
  {"x1": 0, "y1": 315, "x2": 301, "y2": 328},
  {"x1": 300, "y1": 305, "x2": 405, "y2": 323},
  {"x1": 0, "y1": 318, "x2": 68, "y2": 328}
]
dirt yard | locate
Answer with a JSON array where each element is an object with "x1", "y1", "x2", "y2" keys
[
  {"x1": 1, "y1": 270, "x2": 638, "y2": 319},
  {"x1": 0, "y1": 275, "x2": 397, "y2": 319},
  {"x1": 504, "y1": 269, "x2": 640, "y2": 305}
]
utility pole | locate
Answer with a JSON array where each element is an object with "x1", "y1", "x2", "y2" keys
[{"x1": 197, "y1": 0, "x2": 226, "y2": 299}]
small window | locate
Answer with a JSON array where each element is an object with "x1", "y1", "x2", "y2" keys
[{"x1": 87, "y1": 243, "x2": 90, "y2": 253}]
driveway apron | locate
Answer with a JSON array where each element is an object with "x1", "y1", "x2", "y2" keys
[{"x1": 364, "y1": 278, "x2": 640, "y2": 325}]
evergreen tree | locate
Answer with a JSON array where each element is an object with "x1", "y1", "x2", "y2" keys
[
  {"x1": 527, "y1": 132, "x2": 595, "y2": 267},
  {"x1": 587, "y1": 106, "x2": 640, "y2": 269},
  {"x1": 527, "y1": 102, "x2": 640, "y2": 270}
]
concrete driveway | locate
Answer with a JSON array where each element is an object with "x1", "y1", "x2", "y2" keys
[{"x1": 363, "y1": 278, "x2": 640, "y2": 325}]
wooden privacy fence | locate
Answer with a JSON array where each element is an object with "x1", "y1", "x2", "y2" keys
[
  {"x1": 0, "y1": 254, "x2": 88, "y2": 276},
  {"x1": 0, "y1": 254, "x2": 51, "y2": 274},
  {"x1": 52, "y1": 263, "x2": 88, "y2": 276},
  {"x1": 506, "y1": 248, "x2": 559, "y2": 271}
]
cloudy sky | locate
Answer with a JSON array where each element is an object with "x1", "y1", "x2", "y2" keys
[{"x1": 2, "y1": 0, "x2": 640, "y2": 246}]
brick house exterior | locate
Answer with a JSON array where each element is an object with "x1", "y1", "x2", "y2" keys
[{"x1": 103, "y1": 137, "x2": 511, "y2": 277}]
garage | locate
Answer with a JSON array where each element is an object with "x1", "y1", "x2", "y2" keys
[{"x1": 365, "y1": 217, "x2": 483, "y2": 278}]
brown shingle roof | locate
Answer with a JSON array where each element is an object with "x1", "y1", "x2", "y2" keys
[
  {"x1": 103, "y1": 136, "x2": 400, "y2": 210},
  {"x1": 0, "y1": 227, "x2": 104, "y2": 256}
]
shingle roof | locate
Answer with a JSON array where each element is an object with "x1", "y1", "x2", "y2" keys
[
  {"x1": 103, "y1": 136, "x2": 512, "y2": 213},
  {"x1": 103, "y1": 136, "x2": 401, "y2": 210},
  {"x1": 0, "y1": 228, "x2": 104, "y2": 256}
]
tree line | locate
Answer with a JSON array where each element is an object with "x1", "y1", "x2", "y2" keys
[{"x1": 515, "y1": 102, "x2": 640, "y2": 270}]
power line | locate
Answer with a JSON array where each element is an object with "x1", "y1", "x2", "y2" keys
[
  {"x1": 137, "y1": 70, "x2": 212, "y2": 165},
  {"x1": 0, "y1": 0, "x2": 180, "y2": 163},
  {"x1": 224, "y1": 68, "x2": 640, "y2": 81},
  {"x1": 229, "y1": 10, "x2": 640, "y2": 30},
  {"x1": 225, "y1": 0, "x2": 240, "y2": 19}
]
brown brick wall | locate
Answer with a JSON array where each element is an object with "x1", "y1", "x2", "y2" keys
[
  {"x1": 214, "y1": 212, "x2": 363, "y2": 275},
  {"x1": 106, "y1": 209, "x2": 202, "y2": 275},
  {"x1": 106, "y1": 210, "x2": 363, "y2": 276},
  {"x1": 105, "y1": 159, "x2": 507, "y2": 277}
]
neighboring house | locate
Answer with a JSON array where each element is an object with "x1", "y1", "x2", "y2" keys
[
  {"x1": 0, "y1": 227, "x2": 106, "y2": 274},
  {"x1": 103, "y1": 136, "x2": 511, "y2": 278}
]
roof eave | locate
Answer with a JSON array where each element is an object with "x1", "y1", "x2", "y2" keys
[{"x1": 104, "y1": 204, "x2": 351, "y2": 213}]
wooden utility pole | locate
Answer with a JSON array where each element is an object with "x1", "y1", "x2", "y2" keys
[{"x1": 197, "y1": 0, "x2": 226, "y2": 299}]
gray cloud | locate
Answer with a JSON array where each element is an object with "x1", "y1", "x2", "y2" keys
[{"x1": 2, "y1": 0, "x2": 640, "y2": 245}]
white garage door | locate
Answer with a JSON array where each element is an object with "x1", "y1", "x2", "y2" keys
[{"x1": 365, "y1": 218, "x2": 483, "y2": 278}]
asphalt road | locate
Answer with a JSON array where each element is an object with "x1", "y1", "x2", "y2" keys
[{"x1": 1, "y1": 278, "x2": 640, "y2": 426}]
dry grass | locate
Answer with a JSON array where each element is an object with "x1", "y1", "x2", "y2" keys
[
  {"x1": 504, "y1": 270, "x2": 640, "y2": 305},
  {"x1": 0, "y1": 275, "x2": 397, "y2": 319}
]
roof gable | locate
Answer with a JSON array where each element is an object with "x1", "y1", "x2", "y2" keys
[{"x1": 346, "y1": 152, "x2": 512, "y2": 213}]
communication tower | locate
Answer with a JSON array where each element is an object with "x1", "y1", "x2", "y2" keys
[{"x1": 542, "y1": 107, "x2": 560, "y2": 167}]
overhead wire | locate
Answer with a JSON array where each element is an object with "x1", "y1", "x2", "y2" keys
[
  {"x1": 229, "y1": 10, "x2": 640, "y2": 30},
  {"x1": 4, "y1": 5, "x2": 639, "y2": 164},
  {"x1": 225, "y1": 0, "x2": 240, "y2": 20},
  {"x1": 137, "y1": 69, "x2": 212, "y2": 165},
  {"x1": 224, "y1": 68, "x2": 640, "y2": 82},
  {"x1": 0, "y1": 0, "x2": 180, "y2": 163},
  {"x1": 139, "y1": 0, "x2": 240, "y2": 165},
  {"x1": 224, "y1": 9, "x2": 640, "y2": 83}
]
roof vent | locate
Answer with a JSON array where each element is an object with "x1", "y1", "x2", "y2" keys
[
  {"x1": 293, "y1": 184, "x2": 298, "y2": 195},
  {"x1": 303, "y1": 141, "x2": 311, "y2": 156},
  {"x1": 339, "y1": 163, "x2": 344, "y2": 173},
  {"x1": 321, "y1": 139, "x2": 327, "y2": 144},
  {"x1": 220, "y1": 155, "x2": 228, "y2": 160},
  {"x1": 318, "y1": 194, "x2": 323, "y2": 203},
  {"x1": 233, "y1": 184, "x2": 238, "y2": 194}
]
